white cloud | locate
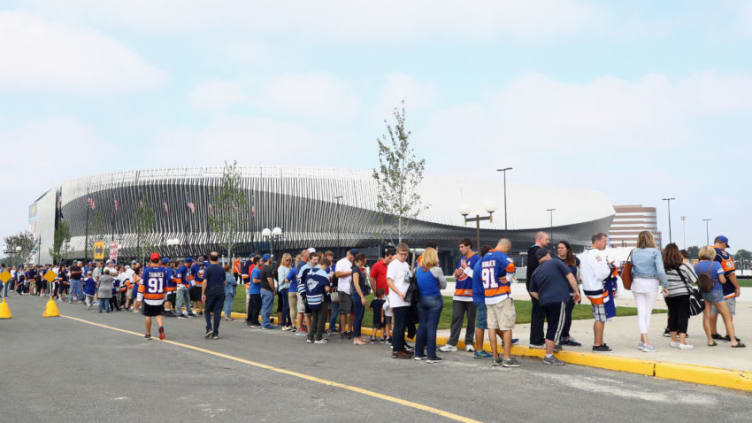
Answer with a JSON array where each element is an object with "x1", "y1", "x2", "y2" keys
[
  {"x1": 260, "y1": 73, "x2": 358, "y2": 119},
  {"x1": 188, "y1": 80, "x2": 248, "y2": 110},
  {"x1": 0, "y1": 11, "x2": 165, "y2": 92},
  {"x1": 16, "y1": 0, "x2": 601, "y2": 40},
  {"x1": 372, "y1": 74, "x2": 439, "y2": 121}
]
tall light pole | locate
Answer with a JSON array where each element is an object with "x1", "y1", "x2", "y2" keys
[
  {"x1": 334, "y1": 195, "x2": 343, "y2": 258},
  {"x1": 702, "y1": 218, "x2": 712, "y2": 245},
  {"x1": 460, "y1": 204, "x2": 496, "y2": 252},
  {"x1": 680, "y1": 216, "x2": 687, "y2": 249},
  {"x1": 546, "y1": 208, "x2": 556, "y2": 242},
  {"x1": 496, "y1": 167, "x2": 512, "y2": 231},
  {"x1": 662, "y1": 197, "x2": 675, "y2": 244}
]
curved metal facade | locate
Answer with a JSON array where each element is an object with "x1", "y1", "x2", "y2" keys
[{"x1": 30, "y1": 166, "x2": 614, "y2": 264}]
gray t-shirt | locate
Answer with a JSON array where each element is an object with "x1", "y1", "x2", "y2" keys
[{"x1": 529, "y1": 259, "x2": 573, "y2": 305}]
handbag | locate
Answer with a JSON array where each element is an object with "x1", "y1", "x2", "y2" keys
[
  {"x1": 675, "y1": 265, "x2": 705, "y2": 316},
  {"x1": 620, "y1": 251, "x2": 634, "y2": 290}
]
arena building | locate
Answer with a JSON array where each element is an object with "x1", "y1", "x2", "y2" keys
[{"x1": 28, "y1": 166, "x2": 615, "y2": 268}]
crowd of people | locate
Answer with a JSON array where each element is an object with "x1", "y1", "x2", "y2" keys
[{"x1": 0, "y1": 231, "x2": 744, "y2": 366}]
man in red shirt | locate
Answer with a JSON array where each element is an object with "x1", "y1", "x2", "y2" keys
[{"x1": 369, "y1": 248, "x2": 394, "y2": 295}]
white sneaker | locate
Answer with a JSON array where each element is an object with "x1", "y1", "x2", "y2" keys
[
  {"x1": 465, "y1": 345, "x2": 475, "y2": 352},
  {"x1": 678, "y1": 343, "x2": 694, "y2": 350},
  {"x1": 669, "y1": 341, "x2": 680, "y2": 349},
  {"x1": 439, "y1": 345, "x2": 457, "y2": 352}
]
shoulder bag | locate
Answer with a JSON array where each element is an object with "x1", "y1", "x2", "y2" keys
[
  {"x1": 620, "y1": 250, "x2": 634, "y2": 290},
  {"x1": 675, "y1": 265, "x2": 705, "y2": 316}
]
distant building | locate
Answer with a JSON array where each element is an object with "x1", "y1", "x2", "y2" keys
[{"x1": 608, "y1": 204, "x2": 663, "y2": 248}]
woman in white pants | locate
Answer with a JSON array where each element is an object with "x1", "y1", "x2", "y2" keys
[{"x1": 628, "y1": 231, "x2": 667, "y2": 352}]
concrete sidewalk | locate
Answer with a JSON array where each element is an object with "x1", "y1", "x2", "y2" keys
[{"x1": 438, "y1": 293, "x2": 752, "y2": 372}]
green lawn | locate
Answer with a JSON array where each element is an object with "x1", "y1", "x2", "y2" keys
[
  {"x1": 230, "y1": 285, "x2": 663, "y2": 329},
  {"x1": 737, "y1": 278, "x2": 752, "y2": 287}
]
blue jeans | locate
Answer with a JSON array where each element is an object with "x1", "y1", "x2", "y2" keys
[
  {"x1": 260, "y1": 289, "x2": 274, "y2": 328},
  {"x1": 416, "y1": 295, "x2": 443, "y2": 359},
  {"x1": 352, "y1": 294, "x2": 365, "y2": 337},
  {"x1": 99, "y1": 297, "x2": 111, "y2": 312},
  {"x1": 69, "y1": 279, "x2": 83, "y2": 302},
  {"x1": 223, "y1": 291, "x2": 235, "y2": 318},
  {"x1": 328, "y1": 300, "x2": 340, "y2": 332}
]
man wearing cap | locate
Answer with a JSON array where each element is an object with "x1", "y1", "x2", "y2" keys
[
  {"x1": 162, "y1": 257, "x2": 178, "y2": 317},
  {"x1": 248, "y1": 256, "x2": 264, "y2": 327},
  {"x1": 259, "y1": 254, "x2": 276, "y2": 329},
  {"x1": 335, "y1": 249, "x2": 357, "y2": 338},
  {"x1": 711, "y1": 236, "x2": 742, "y2": 343},
  {"x1": 528, "y1": 248, "x2": 581, "y2": 366},
  {"x1": 175, "y1": 258, "x2": 195, "y2": 318},
  {"x1": 139, "y1": 253, "x2": 168, "y2": 340}
]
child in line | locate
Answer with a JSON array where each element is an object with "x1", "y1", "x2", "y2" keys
[
  {"x1": 383, "y1": 296, "x2": 393, "y2": 345},
  {"x1": 83, "y1": 271, "x2": 97, "y2": 309},
  {"x1": 369, "y1": 288, "x2": 386, "y2": 343}
]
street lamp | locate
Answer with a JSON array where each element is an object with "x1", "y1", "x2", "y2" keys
[
  {"x1": 702, "y1": 218, "x2": 711, "y2": 245},
  {"x1": 496, "y1": 167, "x2": 512, "y2": 231},
  {"x1": 461, "y1": 204, "x2": 496, "y2": 253},
  {"x1": 334, "y1": 195, "x2": 343, "y2": 258},
  {"x1": 662, "y1": 197, "x2": 675, "y2": 244},
  {"x1": 681, "y1": 216, "x2": 687, "y2": 249},
  {"x1": 262, "y1": 227, "x2": 283, "y2": 261},
  {"x1": 546, "y1": 208, "x2": 556, "y2": 242}
]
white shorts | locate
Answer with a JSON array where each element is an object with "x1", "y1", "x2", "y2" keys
[{"x1": 296, "y1": 292, "x2": 306, "y2": 313}]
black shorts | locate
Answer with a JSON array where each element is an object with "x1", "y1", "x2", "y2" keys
[
  {"x1": 166, "y1": 292, "x2": 177, "y2": 304},
  {"x1": 542, "y1": 302, "x2": 567, "y2": 343},
  {"x1": 189, "y1": 286, "x2": 202, "y2": 302},
  {"x1": 142, "y1": 303, "x2": 163, "y2": 317}
]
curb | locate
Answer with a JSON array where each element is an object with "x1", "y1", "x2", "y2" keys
[{"x1": 225, "y1": 311, "x2": 751, "y2": 392}]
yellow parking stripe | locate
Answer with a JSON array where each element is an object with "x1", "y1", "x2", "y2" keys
[{"x1": 61, "y1": 314, "x2": 482, "y2": 423}]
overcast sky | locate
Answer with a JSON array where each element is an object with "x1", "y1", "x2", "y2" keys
[{"x1": 1, "y1": 1, "x2": 751, "y2": 253}]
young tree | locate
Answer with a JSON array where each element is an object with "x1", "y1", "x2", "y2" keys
[
  {"x1": 372, "y1": 101, "x2": 426, "y2": 243},
  {"x1": 50, "y1": 220, "x2": 72, "y2": 265},
  {"x1": 4, "y1": 231, "x2": 36, "y2": 265},
  {"x1": 686, "y1": 245, "x2": 699, "y2": 260},
  {"x1": 735, "y1": 249, "x2": 751, "y2": 269},
  {"x1": 133, "y1": 203, "x2": 156, "y2": 263},
  {"x1": 208, "y1": 160, "x2": 245, "y2": 262}
]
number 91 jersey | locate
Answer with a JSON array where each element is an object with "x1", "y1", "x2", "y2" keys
[
  {"x1": 480, "y1": 249, "x2": 515, "y2": 305},
  {"x1": 138, "y1": 266, "x2": 167, "y2": 306}
]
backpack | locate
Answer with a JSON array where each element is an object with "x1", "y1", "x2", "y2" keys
[{"x1": 697, "y1": 261, "x2": 715, "y2": 293}]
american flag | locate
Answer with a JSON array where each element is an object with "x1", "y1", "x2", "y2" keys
[
  {"x1": 114, "y1": 199, "x2": 119, "y2": 212},
  {"x1": 87, "y1": 198, "x2": 96, "y2": 210},
  {"x1": 163, "y1": 202, "x2": 169, "y2": 213},
  {"x1": 208, "y1": 204, "x2": 214, "y2": 214},
  {"x1": 186, "y1": 201, "x2": 195, "y2": 214},
  {"x1": 251, "y1": 205, "x2": 255, "y2": 216}
]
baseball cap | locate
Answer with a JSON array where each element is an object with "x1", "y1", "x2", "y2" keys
[
  {"x1": 262, "y1": 254, "x2": 271, "y2": 261},
  {"x1": 535, "y1": 248, "x2": 550, "y2": 260},
  {"x1": 307, "y1": 248, "x2": 316, "y2": 253},
  {"x1": 714, "y1": 235, "x2": 730, "y2": 247},
  {"x1": 161, "y1": 257, "x2": 170, "y2": 264},
  {"x1": 150, "y1": 252, "x2": 161, "y2": 262},
  {"x1": 350, "y1": 249, "x2": 359, "y2": 255},
  {"x1": 185, "y1": 257, "x2": 193, "y2": 263}
]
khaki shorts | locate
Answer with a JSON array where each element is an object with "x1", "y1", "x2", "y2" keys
[{"x1": 487, "y1": 298, "x2": 515, "y2": 330}]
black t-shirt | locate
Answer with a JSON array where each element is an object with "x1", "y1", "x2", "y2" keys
[
  {"x1": 204, "y1": 263, "x2": 225, "y2": 292},
  {"x1": 70, "y1": 266, "x2": 82, "y2": 280},
  {"x1": 352, "y1": 265, "x2": 369, "y2": 296},
  {"x1": 260, "y1": 265, "x2": 274, "y2": 291},
  {"x1": 526, "y1": 245, "x2": 541, "y2": 289}
]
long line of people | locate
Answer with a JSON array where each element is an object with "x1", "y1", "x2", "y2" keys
[{"x1": 1, "y1": 230, "x2": 743, "y2": 366}]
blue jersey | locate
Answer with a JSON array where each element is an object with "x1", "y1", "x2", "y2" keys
[
  {"x1": 250, "y1": 267, "x2": 262, "y2": 294},
  {"x1": 287, "y1": 266, "x2": 298, "y2": 292},
  {"x1": 139, "y1": 266, "x2": 168, "y2": 305},
  {"x1": 480, "y1": 250, "x2": 515, "y2": 305},
  {"x1": 305, "y1": 266, "x2": 330, "y2": 309},
  {"x1": 296, "y1": 263, "x2": 312, "y2": 295},
  {"x1": 176, "y1": 265, "x2": 191, "y2": 287},
  {"x1": 455, "y1": 253, "x2": 480, "y2": 299},
  {"x1": 471, "y1": 258, "x2": 484, "y2": 303},
  {"x1": 83, "y1": 278, "x2": 97, "y2": 295}
]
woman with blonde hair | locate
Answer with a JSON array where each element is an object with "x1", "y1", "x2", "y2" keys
[
  {"x1": 695, "y1": 246, "x2": 744, "y2": 348},
  {"x1": 414, "y1": 247, "x2": 447, "y2": 363},
  {"x1": 628, "y1": 231, "x2": 667, "y2": 352},
  {"x1": 277, "y1": 253, "x2": 293, "y2": 330}
]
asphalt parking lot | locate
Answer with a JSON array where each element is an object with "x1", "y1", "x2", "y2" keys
[{"x1": 1, "y1": 295, "x2": 750, "y2": 423}]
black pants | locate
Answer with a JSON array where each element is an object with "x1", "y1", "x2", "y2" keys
[
  {"x1": 448, "y1": 300, "x2": 476, "y2": 346},
  {"x1": 665, "y1": 295, "x2": 690, "y2": 334},
  {"x1": 247, "y1": 293, "x2": 262, "y2": 325},
  {"x1": 309, "y1": 303, "x2": 328, "y2": 342},
  {"x1": 560, "y1": 297, "x2": 575, "y2": 339},
  {"x1": 392, "y1": 306, "x2": 409, "y2": 352},
  {"x1": 205, "y1": 290, "x2": 225, "y2": 336},
  {"x1": 529, "y1": 296, "x2": 546, "y2": 345},
  {"x1": 110, "y1": 295, "x2": 119, "y2": 311},
  {"x1": 542, "y1": 302, "x2": 566, "y2": 343}
]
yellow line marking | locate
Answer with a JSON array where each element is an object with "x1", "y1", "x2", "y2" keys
[{"x1": 60, "y1": 314, "x2": 482, "y2": 423}]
